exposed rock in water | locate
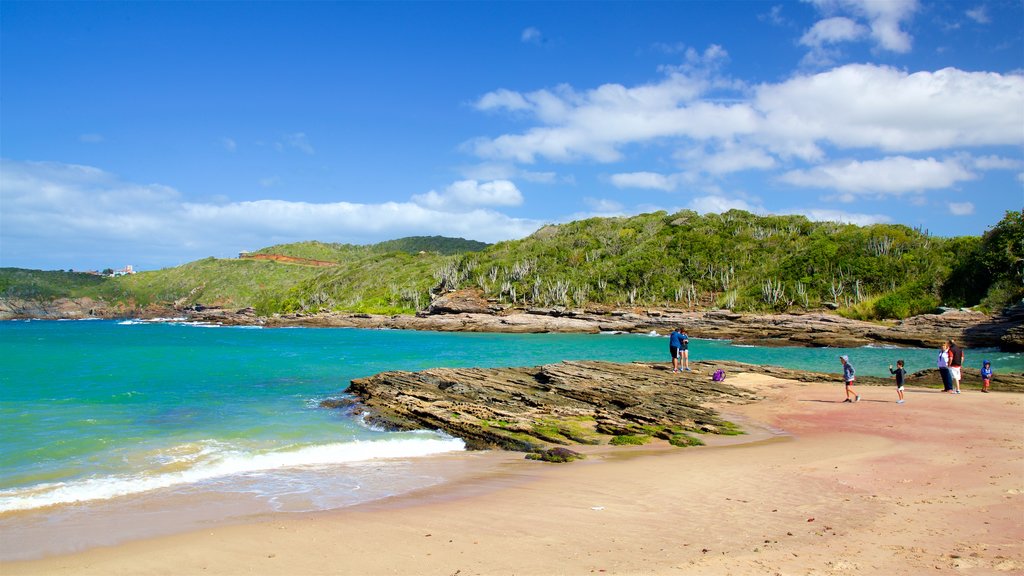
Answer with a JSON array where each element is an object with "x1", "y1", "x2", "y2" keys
[
  {"x1": 0, "y1": 297, "x2": 177, "y2": 320},
  {"x1": 526, "y1": 447, "x2": 584, "y2": 463}
]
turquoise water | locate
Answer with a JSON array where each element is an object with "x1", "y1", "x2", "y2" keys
[{"x1": 1, "y1": 319, "x2": 1020, "y2": 558}]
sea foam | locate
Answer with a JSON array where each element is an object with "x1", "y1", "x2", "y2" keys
[{"x1": 0, "y1": 436, "x2": 464, "y2": 512}]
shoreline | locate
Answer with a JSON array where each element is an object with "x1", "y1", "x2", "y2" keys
[
  {"x1": 4, "y1": 296, "x2": 1022, "y2": 351},
  {"x1": 5, "y1": 372, "x2": 1022, "y2": 575}
]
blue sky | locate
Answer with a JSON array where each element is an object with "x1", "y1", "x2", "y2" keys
[{"x1": 1, "y1": 1, "x2": 1022, "y2": 271}]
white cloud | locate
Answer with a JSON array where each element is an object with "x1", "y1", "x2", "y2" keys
[
  {"x1": 411, "y1": 179, "x2": 524, "y2": 210},
  {"x1": 971, "y1": 155, "x2": 1022, "y2": 171},
  {"x1": 459, "y1": 162, "x2": 559, "y2": 184},
  {"x1": 222, "y1": 137, "x2": 237, "y2": 152},
  {"x1": 800, "y1": 17, "x2": 867, "y2": 47},
  {"x1": 470, "y1": 63, "x2": 1024, "y2": 169},
  {"x1": 779, "y1": 156, "x2": 976, "y2": 195},
  {"x1": 754, "y1": 65, "x2": 1024, "y2": 155},
  {"x1": 521, "y1": 27, "x2": 542, "y2": 44},
  {"x1": 965, "y1": 5, "x2": 990, "y2": 24},
  {"x1": 610, "y1": 172, "x2": 677, "y2": 192},
  {"x1": 0, "y1": 160, "x2": 539, "y2": 270},
  {"x1": 677, "y1": 142, "x2": 778, "y2": 175},
  {"x1": 689, "y1": 195, "x2": 763, "y2": 214},
  {"x1": 583, "y1": 197, "x2": 624, "y2": 213},
  {"x1": 760, "y1": 4, "x2": 788, "y2": 26},
  {"x1": 278, "y1": 133, "x2": 314, "y2": 155},
  {"x1": 78, "y1": 134, "x2": 104, "y2": 144},
  {"x1": 797, "y1": 208, "x2": 892, "y2": 226},
  {"x1": 475, "y1": 88, "x2": 532, "y2": 112},
  {"x1": 948, "y1": 201, "x2": 975, "y2": 216},
  {"x1": 808, "y1": 0, "x2": 918, "y2": 53}
]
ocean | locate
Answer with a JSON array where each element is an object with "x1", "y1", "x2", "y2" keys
[{"x1": 2, "y1": 319, "x2": 1020, "y2": 560}]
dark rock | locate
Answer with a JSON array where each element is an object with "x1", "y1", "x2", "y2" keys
[
  {"x1": 318, "y1": 398, "x2": 358, "y2": 410},
  {"x1": 526, "y1": 447, "x2": 584, "y2": 463}
]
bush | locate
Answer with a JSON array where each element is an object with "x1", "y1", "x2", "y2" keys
[
  {"x1": 873, "y1": 282, "x2": 940, "y2": 319},
  {"x1": 610, "y1": 434, "x2": 650, "y2": 446},
  {"x1": 668, "y1": 434, "x2": 705, "y2": 447}
]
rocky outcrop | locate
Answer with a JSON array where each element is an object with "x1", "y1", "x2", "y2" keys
[
  {"x1": 427, "y1": 289, "x2": 496, "y2": 315},
  {"x1": 0, "y1": 297, "x2": 110, "y2": 320},
  {"x1": 341, "y1": 360, "x2": 759, "y2": 452},
  {"x1": 0, "y1": 297, "x2": 181, "y2": 321},
  {"x1": 333, "y1": 359, "x2": 1023, "y2": 456}
]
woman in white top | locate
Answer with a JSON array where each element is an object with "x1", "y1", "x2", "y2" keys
[{"x1": 937, "y1": 342, "x2": 953, "y2": 393}]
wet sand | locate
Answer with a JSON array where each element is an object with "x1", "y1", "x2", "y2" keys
[{"x1": 4, "y1": 373, "x2": 1023, "y2": 575}]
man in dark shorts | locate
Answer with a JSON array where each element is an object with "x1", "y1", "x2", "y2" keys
[{"x1": 669, "y1": 328, "x2": 683, "y2": 373}]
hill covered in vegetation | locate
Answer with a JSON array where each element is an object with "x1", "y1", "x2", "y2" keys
[{"x1": 2, "y1": 211, "x2": 1021, "y2": 320}]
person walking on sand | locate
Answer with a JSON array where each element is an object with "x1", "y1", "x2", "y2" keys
[
  {"x1": 937, "y1": 342, "x2": 953, "y2": 393},
  {"x1": 889, "y1": 359, "x2": 906, "y2": 404},
  {"x1": 669, "y1": 328, "x2": 683, "y2": 373},
  {"x1": 679, "y1": 328, "x2": 691, "y2": 371},
  {"x1": 840, "y1": 355, "x2": 859, "y2": 403},
  {"x1": 981, "y1": 360, "x2": 993, "y2": 393},
  {"x1": 948, "y1": 339, "x2": 964, "y2": 394}
]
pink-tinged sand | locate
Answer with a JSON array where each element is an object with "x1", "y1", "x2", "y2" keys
[{"x1": 4, "y1": 373, "x2": 1022, "y2": 575}]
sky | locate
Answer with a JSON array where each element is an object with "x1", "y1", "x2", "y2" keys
[{"x1": 1, "y1": 1, "x2": 1022, "y2": 272}]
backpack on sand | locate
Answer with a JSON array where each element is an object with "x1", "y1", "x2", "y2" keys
[{"x1": 712, "y1": 369, "x2": 726, "y2": 382}]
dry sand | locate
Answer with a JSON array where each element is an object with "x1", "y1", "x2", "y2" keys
[{"x1": 4, "y1": 374, "x2": 1023, "y2": 575}]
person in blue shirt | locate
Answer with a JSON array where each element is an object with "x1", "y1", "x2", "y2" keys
[
  {"x1": 840, "y1": 355, "x2": 859, "y2": 403},
  {"x1": 981, "y1": 360, "x2": 993, "y2": 393},
  {"x1": 669, "y1": 328, "x2": 683, "y2": 373}
]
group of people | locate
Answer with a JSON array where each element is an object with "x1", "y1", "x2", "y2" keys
[
  {"x1": 839, "y1": 340, "x2": 995, "y2": 404},
  {"x1": 666, "y1": 328, "x2": 996, "y2": 403},
  {"x1": 669, "y1": 327, "x2": 690, "y2": 372}
]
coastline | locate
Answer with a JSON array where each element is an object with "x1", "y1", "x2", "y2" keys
[
  {"x1": 4, "y1": 294, "x2": 1023, "y2": 351},
  {"x1": 5, "y1": 372, "x2": 1022, "y2": 575}
]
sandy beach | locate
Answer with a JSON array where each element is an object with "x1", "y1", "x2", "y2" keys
[{"x1": 4, "y1": 373, "x2": 1022, "y2": 576}]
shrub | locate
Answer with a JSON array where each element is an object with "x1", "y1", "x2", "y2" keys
[
  {"x1": 873, "y1": 282, "x2": 940, "y2": 319},
  {"x1": 669, "y1": 434, "x2": 705, "y2": 447},
  {"x1": 610, "y1": 434, "x2": 650, "y2": 446}
]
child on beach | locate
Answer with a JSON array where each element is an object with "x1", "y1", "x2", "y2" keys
[
  {"x1": 981, "y1": 360, "x2": 993, "y2": 393},
  {"x1": 840, "y1": 355, "x2": 859, "y2": 403},
  {"x1": 889, "y1": 360, "x2": 906, "y2": 404}
]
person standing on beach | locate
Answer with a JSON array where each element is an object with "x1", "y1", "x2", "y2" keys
[
  {"x1": 840, "y1": 355, "x2": 859, "y2": 403},
  {"x1": 981, "y1": 360, "x2": 993, "y2": 393},
  {"x1": 948, "y1": 340, "x2": 964, "y2": 394},
  {"x1": 889, "y1": 359, "x2": 906, "y2": 404},
  {"x1": 669, "y1": 328, "x2": 683, "y2": 373},
  {"x1": 679, "y1": 328, "x2": 691, "y2": 371},
  {"x1": 937, "y1": 342, "x2": 953, "y2": 393}
]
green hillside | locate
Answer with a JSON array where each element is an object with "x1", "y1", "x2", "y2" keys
[
  {"x1": 274, "y1": 209, "x2": 1022, "y2": 319},
  {"x1": 3, "y1": 212, "x2": 1021, "y2": 319},
  {"x1": 248, "y1": 236, "x2": 490, "y2": 263},
  {"x1": 0, "y1": 268, "x2": 109, "y2": 300}
]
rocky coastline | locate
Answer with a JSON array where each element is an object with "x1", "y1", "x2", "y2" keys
[{"x1": 2, "y1": 290, "x2": 1022, "y2": 351}]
